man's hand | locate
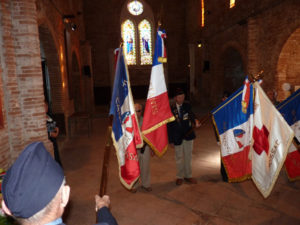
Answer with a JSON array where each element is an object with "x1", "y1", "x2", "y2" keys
[
  {"x1": 50, "y1": 127, "x2": 59, "y2": 138},
  {"x1": 195, "y1": 119, "x2": 201, "y2": 128},
  {"x1": 95, "y1": 195, "x2": 110, "y2": 212}
]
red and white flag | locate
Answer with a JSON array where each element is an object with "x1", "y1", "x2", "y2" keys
[
  {"x1": 141, "y1": 28, "x2": 174, "y2": 157},
  {"x1": 251, "y1": 83, "x2": 294, "y2": 198}
]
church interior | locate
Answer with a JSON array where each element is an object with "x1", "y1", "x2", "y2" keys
[{"x1": 1, "y1": 0, "x2": 300, "y2": 224}]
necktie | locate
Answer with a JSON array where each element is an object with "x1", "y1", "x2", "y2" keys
[{"x1": 179, "y1": 105, "x2": 183, "y2": 119}]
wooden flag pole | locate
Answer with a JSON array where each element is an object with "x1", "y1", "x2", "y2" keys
[{"x1": 99, "y1": 116, "x2": 113, "y2": 197}]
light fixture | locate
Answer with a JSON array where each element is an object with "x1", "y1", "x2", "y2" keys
[
  {"x1": 71, "y1": 23, "x2": 77, "y2": 31},
  {"x1": 63, "y1": 15, "x2": 77, "y2": 31},
  {"x1": 197, "y1": 41, "x2": 202, "y2": 48}
]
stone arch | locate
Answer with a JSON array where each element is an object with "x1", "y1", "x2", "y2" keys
[
  {"x1": 276, "y1": 27, "x2": 300, "y2": 101},
  {"x1": 38, "y1": 25, "x2": 63, "y2": 114},
  {"x1": 120, "y1": 0, "x2": 155, "y2": 33},
  {"x1": 120, "y1": 0, "x2": 155, "y2": 64},
  {"x1": 222, "y1": 47, "x2": 245, "y2": 92},
  {"x1": 119, "y1": 0, "x2": 155, "y2": 99},
  {"x1": 214, "y1": 43, "x2": 246, "y2": 104}
]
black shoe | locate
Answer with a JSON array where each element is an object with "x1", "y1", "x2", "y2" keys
[
  {"x1": 176, "y1": 178, "x2": 183, "y2": 185},
  {"x1": 141, "y1": 186, "x2": 152, "y2": 192},
  {"x1": 184, "y1": 177, "x2": 197, "y2": 184}
]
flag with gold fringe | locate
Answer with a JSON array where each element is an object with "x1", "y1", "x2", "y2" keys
[
  {"x1": 141, "y1": 28, "x2": 174, "y2": 157},
  {"x1": 212, "y1": 84, "x2": 253, "y2": 182},
  {"x1": 251, "y1": 82, "x2": 294, "y2": 198},
  {"x1": 277, "y1": 88, "x2": 300, "y2": 181},
  {"x1": 109, "y1": 47, "x2": 143, "y2": 189}
]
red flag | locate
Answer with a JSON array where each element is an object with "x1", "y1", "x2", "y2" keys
[{"x1": 285, "y1": 143, "x2": 300, "y2": 180}]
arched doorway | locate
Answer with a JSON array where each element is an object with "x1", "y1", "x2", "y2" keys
[
  {"x1": 39, "y1": 25, "x2": 65, "y2": 134},
  {"x1": 277, "y1": 27, "x2": 300, "y2": 101},
  {"x1": 222, "y1": 47, "x2": 245, "y2": 94}
]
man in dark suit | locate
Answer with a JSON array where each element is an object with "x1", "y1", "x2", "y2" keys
[
  {"x1": 167, "y1": 88, "x2": 201, "y2": 185},
  {"x1": 1, "y1": 142, "x2": 118, "y2": 225}
]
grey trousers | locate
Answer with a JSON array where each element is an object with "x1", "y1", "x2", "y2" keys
[
  {"x1": 174, "y1": 139, "x2": 194, "y2": 179},
  {"x1": 135, "y1": 145, "x2": 151, "y2": 188}
]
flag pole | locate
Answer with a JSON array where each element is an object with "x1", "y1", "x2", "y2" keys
[
  {"x1": 98, "y1": 40, "x2": 123, "y2": 197},
  {"x1": 99, "y1": 115, "x2": 113, "y2": 197}
]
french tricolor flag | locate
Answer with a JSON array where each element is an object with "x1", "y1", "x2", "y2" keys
[
  {"x1": 212, "y1": 84, "x2": 254, "y2": 182},
  {"x1": 277, "y1": 88, "x2": 300, "y2": 181},
  {"x1": 109, "y1": 47, "x2": 143, "y2": 189},
  {"x1": 141, "y1": 28, "x2": 175, "y2": 157}
]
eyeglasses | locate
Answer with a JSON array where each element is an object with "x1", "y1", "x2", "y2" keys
[{"x1": 136, "y1": 110, "x2": 142, "y2": 112}]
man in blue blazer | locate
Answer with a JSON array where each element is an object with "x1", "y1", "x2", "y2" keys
[
  {"x1": 167, "y1": 88, "x2": 201, "y2": 186},
  {"x1": 1, "y1": 142, "x2": 118, "y2": 225}
]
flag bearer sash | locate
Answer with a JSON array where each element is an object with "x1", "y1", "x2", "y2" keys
[
  {"x1": 277, "y1": 88, "x2": 300, "y2": 180},
  {"x1": 251, "y1": 83, "x2": 294, "y2": 198},
  {"x1": 212, "y1": 85, "x2": 254, "y2": 182},
  {"x1": 109, "y1": 47, "x2": 143, "y2": 189}
]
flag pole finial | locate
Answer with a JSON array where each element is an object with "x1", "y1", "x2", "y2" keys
[{"x1": 249, "y1": 70, "x2": 264, "y2": 82}]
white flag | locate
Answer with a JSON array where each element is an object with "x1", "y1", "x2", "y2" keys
[{"x1": 251, "y1": 83, "x2": 294, "y2": 198}]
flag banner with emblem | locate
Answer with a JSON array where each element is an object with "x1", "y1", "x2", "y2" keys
[
  {"x1": 251, "y1": 83, "x2": 294, "y2": 198},
  {"x1": 212, "y1": 85, "x2": 254, "y2": 182},
  {"x1": 109, "y1": 47, "x2": 143, "y2": 189},
  {"x1": 277, "y1": 88, "x2": 300, "y2": 180},
  {"x1": 141, "y1": 28, "x2": 175, "y2": 157}
]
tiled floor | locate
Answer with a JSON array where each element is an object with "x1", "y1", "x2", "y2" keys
[{"x1": 61, "y1": 117, "x2": 300, "y2": 225}]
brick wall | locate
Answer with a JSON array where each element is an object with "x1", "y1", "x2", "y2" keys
[
  {"x1": 0, "y1": 0, "x2": 88, "y2": 168},
  {"x1": 187, "y1": 0, "x2": 300, "y2": 106},
  {"x1": 0, "y1": 0, "x2": 49, "y2": 167}
]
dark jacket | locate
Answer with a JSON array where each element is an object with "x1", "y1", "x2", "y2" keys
[
  {"x1": 96, "y1": 207, "x2": 118, "y2": 225},
  {"x1": 167, "y1": 102, "x2": 196, "y2": 145},
  {"x1": 58, "y1": 207, "x2": 118, "y2": 225}
]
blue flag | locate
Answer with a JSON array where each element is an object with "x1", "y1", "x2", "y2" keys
[{"x1": 277, "y1": 88, "x2": 300, "y2": 139}]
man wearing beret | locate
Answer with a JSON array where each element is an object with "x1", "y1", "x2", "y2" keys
[
  {"x1": 1, "y1": 142, "x2": 118, "y2": 225},
  {"x1": 167, "y1": 88, "x2": 201, "y2": 186}
]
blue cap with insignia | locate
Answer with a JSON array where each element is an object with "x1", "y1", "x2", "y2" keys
[{"x1": 2, "y1": 142, "x2": 64, "y2": 218}]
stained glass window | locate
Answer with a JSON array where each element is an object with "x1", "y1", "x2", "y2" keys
[
  {"x1": 128, "y1": 1, "x2": 143, "y2": 16},
  {"x1": 201, "y1": 0, "x2": 205, "y2": 27},
  {"x1": 122, "y1": 20, "x2": 136, "y2": 65},
  {"x1": 139, "y1": 20, "x2": 152, "y2": 65},
  {"x1": 230, "y1": 0, "x2": 235, "y2": 8}
]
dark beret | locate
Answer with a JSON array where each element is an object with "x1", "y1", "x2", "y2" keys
[
  {"x1": 2, "y1": 142, "x2": 64, "y2": 218},
  {"x1": 174, "y1": 88, "x2": 185, "y2": 96}
]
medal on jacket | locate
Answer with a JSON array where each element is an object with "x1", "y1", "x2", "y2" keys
[{"x1": 173, "y1": 106, "x2": 180, "y2": 123}]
